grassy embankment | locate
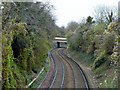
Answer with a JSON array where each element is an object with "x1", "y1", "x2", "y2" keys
[{"x1": 67, "y1": 50, "x2": 118, "y2": 88}]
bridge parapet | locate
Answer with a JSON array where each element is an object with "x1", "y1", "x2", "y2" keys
[
  {"x1": 54, "y1": 37, "x2": 67, "y2": 42},
  {"x1": 54, "y1": 37, "x2": 67, "y2": 48}
]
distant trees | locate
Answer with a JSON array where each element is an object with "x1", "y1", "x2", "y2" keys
[
  {"x1": 93, "y1": 5, "x2": 117, "y2": 24},
  {"x1": 65, "y1": 21, "x2": 79, "y2": 39},
  {"x1": 66, "y1": 21, "x2": 79, "y2": 32},
  {"x1": 66, "y1": 5, "x2": 119, "y2": 73}
]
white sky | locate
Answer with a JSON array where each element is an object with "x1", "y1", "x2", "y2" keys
[{"x1": 38, "y1": 0, "x2": 120, "y2": 27}]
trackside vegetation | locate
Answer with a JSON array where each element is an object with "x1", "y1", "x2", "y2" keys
[
  {"x1": 65, "y1": 6, "x2": 119, "y2": 88},
  {"x1": 1, "y1": 1, "x2": 120, "y2": 89},
  {"x1": 1, "y1": 2, "x2": 62, "y2": 88}
]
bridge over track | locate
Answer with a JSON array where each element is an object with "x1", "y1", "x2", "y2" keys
[{"x1": 54, "y1": 37, "x2": 67, "y2": 48}]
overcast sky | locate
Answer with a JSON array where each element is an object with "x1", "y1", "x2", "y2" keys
[{"x1": 38, "y1": 0, "x2": 120, "y2": 27}]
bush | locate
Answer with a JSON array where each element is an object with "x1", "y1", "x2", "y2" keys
[{"x1": 93, "y1": 51, "x2": 106, "y2": 69}]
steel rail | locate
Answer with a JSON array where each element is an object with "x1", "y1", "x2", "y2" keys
[
  {"x1": 36, "y1": 48, "x2": 57, "y2": 88},
  {"x1": 49, "y1": 49, "x2": 58, "y2": 88},
  {"x1": 61, "y1": 48, "x2": 90, "y2": 89},
  {"x1": 27, "y1": 49, "x2": 56, "y2": 89},
  {"x1": 57, "y1": 49, "x2": 77, "y2": 88},
  {"x1": 56, "y1": 52, "x2": 65, "y2": 88},
  {"x1": 36, "y1": 48, "x2": 90, "y2": 89},
  {"x1": 49, "y1": 49, "x2": 65, "y2": 88}
]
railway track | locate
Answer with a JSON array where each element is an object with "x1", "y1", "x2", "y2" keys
[
  {"x1": 37, "y1": 48, "x2": 90, "y2": 89},
  {"x1": 57, "y1": 49, "x2": 77, "y2": 88},
  {"x1": 49, "y1": 48, "x2": 65, "y2": 88},
  {"x1": 59, "y1": 48, "x2": 90, "y2": 89}
]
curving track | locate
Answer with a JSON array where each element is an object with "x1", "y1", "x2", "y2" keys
[
  {"x1": 37, "y1": 48, "x2": 90, "y2": 89},
  {"x1": 49, "y1": 48, "x2": 65, "y2": 88}
]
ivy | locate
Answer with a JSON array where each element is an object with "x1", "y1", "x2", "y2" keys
[{"x1": 2, "y1": 2, "x2": 57, "y2": 88}]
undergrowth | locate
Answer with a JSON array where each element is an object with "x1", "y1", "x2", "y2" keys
[
  {"x1": 28, "y1": 57, "x2": 49, "y2": 88},
  {"x1": 68, "y1": 50, "x2": 118, "y2": 88}
]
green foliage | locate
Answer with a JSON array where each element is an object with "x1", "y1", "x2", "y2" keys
[
  {"x1": 67, "y1": 16, "x2": 119, "y2": 70},
  {"x1": 102, "y1": 33, "x2": 115, "y2": 55},
  {"x1": 66, "y1": 21, "x2": 79, "y2": 32},
  {"x1": 2, "y1": 2, "x2": 57, "y2": 88},
  {"x1": 93, "y1": 51, "x2": 106, "y2": 69},
  {"x1": 68, "y1": 24, "x2": 88, "y2": 52},
  {"x1": 2, "y1": 30, "x2": 17, "y2": 88},
  {"x1": 86, "y1": 16, "x2": 95, "y2": 24},
  {"x1": 66, "y1": 5, "x2": 119, "y2": 88}
]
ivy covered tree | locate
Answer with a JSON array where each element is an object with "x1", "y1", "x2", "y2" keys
[{"x1": 2, "y1": 1, "x2": 57, "y2": 88}]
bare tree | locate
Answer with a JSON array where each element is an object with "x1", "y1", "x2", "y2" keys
[
  {"x1": 66, "y1": 21, "x2": 79, "y2": 32},
  {"x1": 78, "y1": 17, "x2": 86, "y2": 25},
  {"x1": 93, "y1": 5, "x2": 118, "y2": 24}
]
